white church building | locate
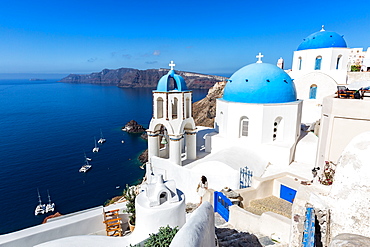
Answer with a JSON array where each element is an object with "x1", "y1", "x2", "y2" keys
[{"x1": 147, "y1": 58, "x2": 305, "y2": 203}]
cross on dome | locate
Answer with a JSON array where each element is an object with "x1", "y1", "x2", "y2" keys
[
  {"x1": 169, "y1": 61, "x2": 176, "y2": 70},
  {"x1": 320, "y1": 25, "x2": 325, "y2": 32},
  {"x1": 256, "y1": 52, "x2": 264, "y2": 63}
]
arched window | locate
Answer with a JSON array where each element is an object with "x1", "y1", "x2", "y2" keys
[
  {"x1": 186, "y1": 98, "x2": 190, "y2": 118},
  {"x1": 273, "y1": 117, "x2": 283, "y2": 141},
  {"x1": 159, "y1": 192, "x2": 168, "y2": 205},
  {"x1": 240, "y1": 117, "x2": 249, "y2": 137},
  {"x1": 172, "y1": 97, "x2": 178, "y2": 119},
  {"x1": 336, "y1": 55, "x2": 342, "y2": 70},
  {"x1": 157, "y1": 97, "x2": 163, "y2": 119},
  {"x1": 315, "y1": 56, "x2": 322, "y2": 70},
  {"x1": 298, "y1": 57, "x2": 302, "y2": 70},
  {"x1": 309, "y1": 84, "x2": 317, "y2": 99}
]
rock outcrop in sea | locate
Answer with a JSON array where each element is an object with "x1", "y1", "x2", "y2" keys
[
  {"x1": 122, "y1": 120, "x2": 146, "y2": 133},
  {"x1": 59, "y1": 68, "x2": 227, "y2": 89}
]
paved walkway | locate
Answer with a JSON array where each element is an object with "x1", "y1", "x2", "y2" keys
[
  {"x1": 214, "y1": 212, "x2": 277, "y2": 246},
  {"x1": 245, "y1": 196, "x2": 292, "y2": 219}
]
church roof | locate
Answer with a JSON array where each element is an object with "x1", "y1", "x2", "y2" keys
[
  {"x1": 222, "y1": 62, "x2": 297, "y2": 104},
  {"x1": 297, "y1": 28, "x2": 347, "y2": 51},
  {"x1": 156, "y1": 62, "x2": 188, "y2": 92}
]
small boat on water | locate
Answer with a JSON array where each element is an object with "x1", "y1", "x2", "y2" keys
[
  {"x1": 45, "y1": 190, "x2": 55, "y2": 213},
  {"x1": 79, "y1": 155, "x2": 92, "y2": 173},
  {"x1": 92, "y1": 137, "x2": 99, "y2": 153},
  {"x1": 98, "y1": 129, "x2": 106, "y2": 144},
  {"x1": 35, "y1": 189, "x2": 46, "y2": 216}
]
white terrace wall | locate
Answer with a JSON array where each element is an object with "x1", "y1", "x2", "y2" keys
[
  {"x1": 170, "y1": 201, "x2": 215, "y2": 247},
  {"x1": 229, "y1": 206, "x2": 291, "y2": 243},
  {"x1": 0, "y1": 204, "x2": 127, "y2": 247}
]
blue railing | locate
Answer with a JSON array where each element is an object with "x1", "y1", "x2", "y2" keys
[{"x1": 240, "y1": 166, "x2": 253, "y2": 189}]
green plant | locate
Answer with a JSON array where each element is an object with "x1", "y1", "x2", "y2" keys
[
  {"x1": 351, "y1": 65, "x2": 361, "y2": 72},
  {"x1": 144, "y1": 225, "x2": 179, "y2": 247},
  {"x1": 123, "y1": 184, "x2": 137, "y2": 225}
]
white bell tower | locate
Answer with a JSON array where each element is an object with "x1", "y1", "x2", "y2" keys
[{"x1": 147, "y1": 61, "x2": 197, "y2": 166}]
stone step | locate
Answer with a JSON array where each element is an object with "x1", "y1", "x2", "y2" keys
[{"x1": 247, "y1": 196, "x2": 292, "y2": 218}]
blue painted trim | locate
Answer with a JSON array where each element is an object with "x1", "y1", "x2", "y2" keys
[{"x1": 303, "y1": 207, "x2": 315, "y2": 246}]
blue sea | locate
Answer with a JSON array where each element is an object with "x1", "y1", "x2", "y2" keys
[{"x1": 0, "y1": 79, "x2": 208, "y2": 234}]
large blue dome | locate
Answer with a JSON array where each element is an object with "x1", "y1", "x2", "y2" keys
[
  {"x1": 297, "y1": 30, "x2": 347, "y2": 51},
  {"x1": 223, "y1": 63, "x2": 297, "y2": 104}
]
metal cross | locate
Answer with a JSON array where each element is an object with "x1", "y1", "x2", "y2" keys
[
  {"x1": 256, "y1": 53, "x2": 264, "y2": 63},
  {"x1": 169, "y1": 61, "x2": 176, "y2": 70}
]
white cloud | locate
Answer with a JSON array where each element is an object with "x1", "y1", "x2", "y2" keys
[{"x1": 153, "y1": 50, "x2": 161, "y2": 56}]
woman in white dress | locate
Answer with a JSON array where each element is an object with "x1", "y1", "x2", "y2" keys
[{"x1": 197, "y1": 175, "x2": 208, "y2": 204}]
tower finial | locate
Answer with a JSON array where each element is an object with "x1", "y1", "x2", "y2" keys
[
  {"x1": 256, "y1": 52, "x2": 264, "y2": 63},
  {"x1": 320, "y1": 25, "x2": 325, "y2": 32},
  {"x1": 169, "y1": 61, "x2": 176, "y2": 70}
]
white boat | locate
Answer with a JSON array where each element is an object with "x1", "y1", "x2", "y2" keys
[
  {"x1": 45, "y1": 190, "x2": 55, "y2": 213},
  {"x1": 92, "y1": 137, "x2": 99, "y2": 152},
  {"x1": 98, "y1": 129, "x2": 106, "y2": 144},
  {"x1": 79, "y1": 154, "x2": 92, "y2": 172},
  {"x1": 79, "y1": 163, "x2": 92, "y2": 173},
  {"x1": 35, "y1": 189, "x2": 46, "y2": 216}
]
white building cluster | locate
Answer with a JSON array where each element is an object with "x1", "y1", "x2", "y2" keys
[{"x1": 1, "y1": 27, "x2": 370, "y2": 247}]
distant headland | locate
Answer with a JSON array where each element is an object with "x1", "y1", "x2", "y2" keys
[{"x1": 59, "y1": 67, "x2": 228, "y2": 89}]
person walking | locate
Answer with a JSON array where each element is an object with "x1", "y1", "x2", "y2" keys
[{"x1": 197, "y1": 175, "x2": 208, "y2": 204}]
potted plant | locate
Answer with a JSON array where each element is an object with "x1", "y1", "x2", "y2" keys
[{"x1": 123, "y1": 184, "x2": 137, "y2": 231}]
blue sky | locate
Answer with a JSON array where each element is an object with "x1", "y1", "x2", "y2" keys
[{"x1": 0, "y1": 0, "x2": 369, "y2": 77}]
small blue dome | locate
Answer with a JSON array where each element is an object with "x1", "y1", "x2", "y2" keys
[
  {"x1": 223, "y1": 63, "x2": 297, "y2": 104},
  {"x1": 297, "y1": 30, "x2": 347, "y2": 51},
  {"x1": 156, "y1": 70, "x2": 188, "y2": 92}
]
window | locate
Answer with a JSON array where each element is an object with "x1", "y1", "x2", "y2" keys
[
  {"x1": 157, "y1": 97, "x2": 164, "y2": 118},
  {"x1": 186, "y1": 98, "x2": 190, "y2": 118},
  {"x1": 309, "y1": 84, "x2": 317, "y2": 99},
  {"x1": 172, "y1": 97, "x2": 178, "y2": 119},
  {"x1": 314, "y1": 56, "x2": 322, "y2": 70},
  {"x1": 298, "y1": 57, "x2": 302, "y2": 70},
  {"x1": 273, "y1": 117, "x2": 283, "y2": 141},
  {"x1": 240, "y1": 117, "x2": 249, "y2": 137},
  {"x1": 336, "y1": 55, "x2": 342, "y2": 70}
]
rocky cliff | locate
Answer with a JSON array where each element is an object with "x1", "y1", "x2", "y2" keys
[
  {"x1": 192, "y1": 81, "x2": 226, "y2": 127},
  {"x1": 59, "y1": 68, "x2": 227, "y2": 89}
]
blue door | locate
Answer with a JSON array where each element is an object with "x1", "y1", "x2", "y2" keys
[
  {"x1": 214, "y1": 191, "x2": 233, "y2": 221},
  {"x1": 280, "y1": 185, "x2": 297, "y2": 203}
]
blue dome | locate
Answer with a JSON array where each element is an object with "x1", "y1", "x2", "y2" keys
[
  {"x1": 297, "y1": 30, "x2": 347, "y2": 51},
  {"x1": 155, "y1": 69, "x2": 188, "y2": 92},
  {"x1": 223, "y1": 63, "x2": 297, "y2": 104}
]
